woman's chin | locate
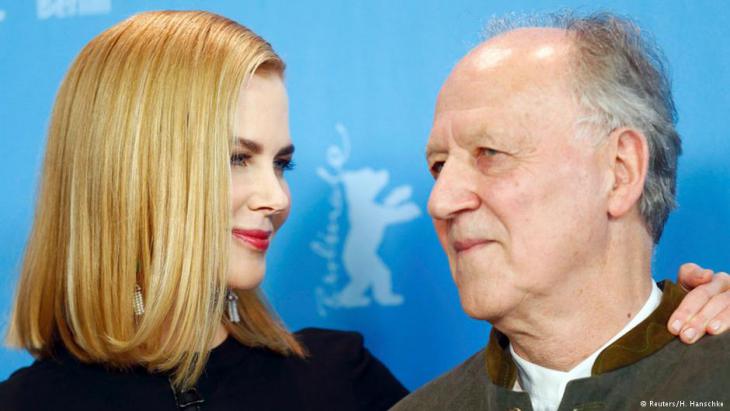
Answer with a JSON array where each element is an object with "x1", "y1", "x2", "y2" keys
[{"x1": 227, "y1": 269, "x2": 265, "y2": 290}]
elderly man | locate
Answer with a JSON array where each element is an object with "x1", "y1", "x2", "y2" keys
[{"x1": 394, "y1": 13, "x2": 729, "y2": 411}]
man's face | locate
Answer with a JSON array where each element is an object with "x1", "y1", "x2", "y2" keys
[{"x1": 426, "y1": 29, "x2": 612, "y2": 322}]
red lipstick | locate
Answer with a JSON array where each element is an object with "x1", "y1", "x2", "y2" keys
[{"x1": 232, "y1": 229, "x2": 271, "y2": 252}]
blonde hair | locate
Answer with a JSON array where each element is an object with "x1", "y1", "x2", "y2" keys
[{"x1": 6, "y1": 10, "x2": 303, "y2": 389}]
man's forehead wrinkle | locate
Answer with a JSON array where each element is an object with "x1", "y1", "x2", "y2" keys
[
  {"x1": 436, "y1": 78, "x2": 509, "y2": 114},
  {"x1": 432, "y1": 26, "x2": 577, "y2": 162},
  {"x1": 426, "y1": 116, "x2": 452, "y2": 158},
  {"x1": 435, "y1": 99, "x2": 524, "y2": 146},
  {"x1": 443, "y1": 62, "x2": 574, "y2": 116},
  {"x1": 434, "y1": 113, "x2": 523, "y2": 158}
]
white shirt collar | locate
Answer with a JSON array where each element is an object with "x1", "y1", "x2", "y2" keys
[{"x1": 509, "y1": 281, "x2": 663, "y2": 411}]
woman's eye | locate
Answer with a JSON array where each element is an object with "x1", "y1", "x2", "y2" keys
[
  {"x1": 230, "y1": 153, "x2": 250, "y2": 167},
  {"x1": 274, "y1": 158, "x2": 296, "y2": 173}
]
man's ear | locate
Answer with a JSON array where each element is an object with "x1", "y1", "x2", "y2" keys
[{"x1": 607, "y1": 127, "x2": 649, "y2": 218}]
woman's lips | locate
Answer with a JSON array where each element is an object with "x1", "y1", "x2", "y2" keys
[{"x1": 232, "y1": 229, "x2": 271, "y2": 252}]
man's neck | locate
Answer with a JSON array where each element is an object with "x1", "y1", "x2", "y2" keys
[{"x1": 496, "y1": 233, "x2": 654, "y2": 371}]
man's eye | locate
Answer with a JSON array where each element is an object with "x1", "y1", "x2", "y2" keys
[
  {"x1": 430, "y1": 161, "x2": 444, "y2": 178},
  {"x1": 477, "y1": 147, "x2": 503, "y2": 163},
  {"x1": 480, "y1": 147, "x2": 499, "y2": 157},
  {"x1": 476, "y1": 147, "x2": 508, "y2": 172},
  {"x1": 230, "y1": 153, "x2": 250, "y2": 167},
  {"x1": 274, "y1": 157, "x2": 296, "y2": 173}
]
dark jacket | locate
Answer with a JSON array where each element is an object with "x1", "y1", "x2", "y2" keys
[
  {"x1": 393, "y1": 281, "x2": 730, "y2": 411},
  {"x1": 0, "y1": 328, "x2": 408, "y2": 411}
]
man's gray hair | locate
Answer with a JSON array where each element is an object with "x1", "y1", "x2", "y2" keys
[{"x1": 485, "y1": 12, "x2": 682, "y2": 243}]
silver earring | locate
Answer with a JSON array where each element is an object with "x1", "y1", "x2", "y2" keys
[
  {"x1": 226, "y1": 289, "x2": 240, "y2": 323},
  {"x1": 133, "y1": 284, "x2": 145, "y2": 316}
]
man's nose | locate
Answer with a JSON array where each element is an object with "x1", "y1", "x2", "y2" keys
[
  {"x1": 249, "y1": 170, "x2": 289, "y2": 215},
  {"x1": 427, "y1": 159, "x2": 480, "y2": 220}
]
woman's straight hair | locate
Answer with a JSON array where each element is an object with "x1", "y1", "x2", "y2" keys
[{"x1": 6, "y1": 10, "x2": 303, "y2": 390}]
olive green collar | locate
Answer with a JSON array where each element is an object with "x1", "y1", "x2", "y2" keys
[{"x1": 485, "y1": 280, "x2": 687, "y2": 388}]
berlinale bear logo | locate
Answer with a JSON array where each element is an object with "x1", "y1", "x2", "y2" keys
[
  {"x1": 36, "y1": 0, "x2": 111, "y2": 19},
  {"x1": 312, "y1": 124, "x2": 420, "y2": 315}
]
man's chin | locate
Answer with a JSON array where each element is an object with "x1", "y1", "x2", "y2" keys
[{"x1": 458, "y1": 294, "x2": 503, "y2": 322}]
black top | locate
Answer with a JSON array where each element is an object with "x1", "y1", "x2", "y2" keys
[{"x1": 0, "y1": 328, "x2": 408, "y2": 411}]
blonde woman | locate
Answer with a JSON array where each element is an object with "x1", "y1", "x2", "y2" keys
[
  {"x1": 0, "y1": 11, "x2": 406, "y2": 410},
  {"x1": 0, "y1": 10, "x2": 727, "y2": 411}
]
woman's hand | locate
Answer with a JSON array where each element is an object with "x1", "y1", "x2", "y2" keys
[{"x1": 669, "y1": 263, "x2": 730, "y2": 343}]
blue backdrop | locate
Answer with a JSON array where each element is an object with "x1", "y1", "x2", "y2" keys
[{"x1": 1, "y1": 0, "x2": 728, "y2": 391}]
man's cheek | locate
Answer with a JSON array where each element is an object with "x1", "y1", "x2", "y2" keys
[{"x1": 433, "y1": 220, "x2": 450, "y2": 252}]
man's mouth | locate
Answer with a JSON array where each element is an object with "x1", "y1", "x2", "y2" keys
[{"x1": 453, "y1": 238, "x2": 493, "y2": 253}]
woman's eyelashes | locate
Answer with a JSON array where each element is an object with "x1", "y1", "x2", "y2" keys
[
  {"x1": 230, "y1": 152, "x2": 295, "y2": 174},
  {"x1": 230, "y1": 153, "x2": 251, "y2": 167},
  {"x1": 274, "y1": 157, "x2": 295, "y2": 173}
]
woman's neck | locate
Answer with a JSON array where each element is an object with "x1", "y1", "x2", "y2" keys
[{"x1": 212, "y1": 323, "x2": 229, "y2": 348}]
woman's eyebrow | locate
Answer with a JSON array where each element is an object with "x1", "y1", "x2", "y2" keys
[
  {"x1": 277, "y1": 145, "x2": 295, "y2": 157},
  {"x1": 234, "y1": 138, "x2": 294, "y2": 157},
  {"x1": 233, "y1": 137, "x2": 262, "y2": 154}
]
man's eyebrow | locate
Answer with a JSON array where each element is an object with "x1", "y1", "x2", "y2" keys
[
  {"x1": 234, "y1": 137, "x2": 262, "y2": 154},
  {"x1": 465, "y1": 129, "x2": 500, "y2": 145},
  {"x1": 425, "y1": 130, "x2": 504, "y2": 159},
  {"x1": 425, "y1": 145, "x2": 438, "y2": 158},
  {"x1": 425, "y1": 134, "x2": 442, "y2": 158}
]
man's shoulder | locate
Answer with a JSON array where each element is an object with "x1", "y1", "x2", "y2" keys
[
  {"x1": 684, "y1": 330, "x2": 730, "y2": 355},
  {"x1": 391, "y1": 349, "x2": 492, "y2": 411},
  {"x1": 603, "y1": 332, "x2": 730, "y2": 402},
  {"x1": 649, "y1": 331, "x2": 730, "y2": 372},
  {"x1": 665, "y1": 331, "x2": 730, "y2": 379}
]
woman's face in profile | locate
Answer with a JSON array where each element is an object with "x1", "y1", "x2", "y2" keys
[{"x1": 228, "y1": 71, "x2": 294, "y2": 289}]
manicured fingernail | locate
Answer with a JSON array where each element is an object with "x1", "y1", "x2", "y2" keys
[
  {"x1": 710, "y1": 320, "x2": 721, "y2": 332},
  {"x1": 683, "y1": 328, "x2": 697, "y2": 341},
  {"x1": 671, "y1": 320, "x2": 682, "y2": 333}
]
